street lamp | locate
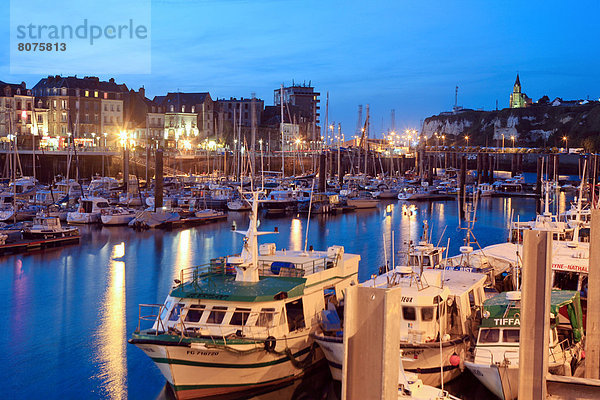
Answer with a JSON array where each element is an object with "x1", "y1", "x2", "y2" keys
[
  {"x1": 511, "y1": 135, "x2": 516, "y2": 148},
  {"x1": 563, "y1": 136, "x2": 568, "y2": 152},
  {"x1": 465, "y1": 135, "x2": 469, "y2": 148},
  {"x1": 501, "y1": 134, "x2": 505, "y2": 152}
]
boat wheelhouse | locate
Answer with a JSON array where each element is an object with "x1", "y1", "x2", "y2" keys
[
  {"x1": 464, "y1": 290, "x2": 584, "y2": 400},
  {"x1": 313, "y1": 267, "x2": 488, "y2": 387},
  {"x1": 129, "y1": 193, "x2": 360, "y2": 399}
]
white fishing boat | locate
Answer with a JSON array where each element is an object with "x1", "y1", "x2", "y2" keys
[
  {"x1": 22, "y1": 215, "x2": 79, "y2": 239},
  {"x1": 129, "y1": 192, "x2": 360, "y2": 399},
  {"x1": 100, "y1": 207, "x2": 138, "y2": 225},
  {"x1": 66, "y1": 197, "x2": 110, "y2": 224},
  {"x1": 313, "y1": 266, "x2": 488, "y2": 386},
  {"x1": 464, "y1": 290, "x2": 584, "y2": 400}
]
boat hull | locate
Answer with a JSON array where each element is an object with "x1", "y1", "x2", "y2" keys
[
  {"x1": 101, "y1": 214, "x2": 136, "y2": 225},
  {"x1": 131, "y1": 337, "x2": 321, "y2": 400},
  {"x1": 312, "y1": 332, "x2": 467, "y2": 386},
  {"x1": 464, "y1": 361, "x2": 517, "y2": 400},
  {"x1": 346, "y1": 199, "x2": 378, "y2": 209}
]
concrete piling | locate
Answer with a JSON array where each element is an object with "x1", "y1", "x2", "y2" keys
[
  {"x1": 518, "y1": 230, "x2": 552, "y2": 400},
  {"x1": 342, "y1": 285, "x2": 402, "y2": 400}
]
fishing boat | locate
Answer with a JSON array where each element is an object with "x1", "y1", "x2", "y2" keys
[
  {"x1": 22, "y1": 215, "x2": 79, "y2": 239},
  {"x1": 464, "y1": 290, "x2": 584, "y2": 400},
  {"x1": 129, "y1": 192, "x2": 360, "y2": 399},
  {"x1": 66, "y1": 197, "x2": 110, "y2": 224},
  {"x1": 313, "y1": 264, "x2": 488, "y2": 386}
]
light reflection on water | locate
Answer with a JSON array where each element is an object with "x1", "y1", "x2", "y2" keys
[
  {"x1": 1, "y1": 195, "x2": 575, "y2": 399},
  {"x1": 94, "y1": 242, "x2": 127, "y2": 399}
]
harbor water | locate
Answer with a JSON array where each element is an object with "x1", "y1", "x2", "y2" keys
[{"x1": 1, "y1": 193, "x2": 571, "y2": 399}]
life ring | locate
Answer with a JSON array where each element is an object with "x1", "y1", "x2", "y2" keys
[{"x1": 264, "y1": 336, "x2": 276, "y2": 352}]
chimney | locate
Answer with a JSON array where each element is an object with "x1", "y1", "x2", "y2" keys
[{"x1": 139, "y1": 87, "x2": 145, "y2": 98}]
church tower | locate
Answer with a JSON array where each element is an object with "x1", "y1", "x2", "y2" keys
[{"x1": 510, "y1": 73, "x2": 528, "y2": 108}]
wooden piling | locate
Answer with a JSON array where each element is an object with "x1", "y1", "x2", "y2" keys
[
  {"x1": 585, "y1": 209, "x2": 600, "y2": 379},
  {"x1": 318, "y1": 153, "x2": 326, "y2": 192},
  {"x1": 342, "y1": 285, "x2": 402, "y2": 400},
  {"x1": 519, "y1": 230, "x2": 552, "y2": 400}
]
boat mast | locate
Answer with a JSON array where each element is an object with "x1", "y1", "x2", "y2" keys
[{"x1": 280, "y1": 84, "x2": 284, "y2": 179}]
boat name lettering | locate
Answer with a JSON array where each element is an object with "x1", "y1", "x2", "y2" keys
[
  {"x1": 186, "y1": 350, "x2": 220, "y2": 356},
  {"x1": 494, "y1": 318, "x2": 520, "y2": 326},
  {"x1": 552, "y1": 263, "x2": 588, "y2": 273},
  {"x1": 187, "y1": 293, "x2": 230, "y2": 300},
  {"x1": 401, "y1": 296, "x2": 413, "y2": 303},
  {"x1": 400, "y1": 349, "x2": 423, "y2": 356}
]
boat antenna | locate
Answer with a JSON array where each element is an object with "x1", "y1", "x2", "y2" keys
[{"x1": 303, "y1": 179, "x2": 316, "y2": 253}]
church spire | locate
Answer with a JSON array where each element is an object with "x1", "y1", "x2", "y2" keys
[{"x1": 513, "y1": 74, "x2": 521, "y2": 93}]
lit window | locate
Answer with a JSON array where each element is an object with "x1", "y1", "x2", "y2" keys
[{"x1": 85, "y1": 90, "x2": 89, "y2": 97}]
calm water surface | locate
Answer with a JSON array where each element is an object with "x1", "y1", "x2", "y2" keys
[{"x1": 1, "y1": 194, "x2": 571, "y2": 399}]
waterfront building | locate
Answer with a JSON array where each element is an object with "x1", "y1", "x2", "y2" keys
[
  {"x1": 274, "y1": 82, "x2": 320, "y2": 140},
  {"x1": 32, "y1": 75, "x2": 125, "y2": 147},
  {"x1": 154, "y1": 92, "x2": 215, "y2": 148},
  {"x1": 509, "y1": 74, "x2": 532, "y2": 108},
  {"x1": 122, "y1": 87, "x2": 165, "y2": 148},
  {"x1": 0, "y1": 81, "x2": 45, "y2": 146}
]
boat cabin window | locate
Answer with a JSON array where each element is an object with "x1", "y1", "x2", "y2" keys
[
  {"x1": 553, "y1": 271, "x2": 579, "y2": 291},
  {"x1": 97, "y1": 202, "x2": 109, "y2": 209},
  {"x1": 230, "y1": 308, "x2": 251, "y2": 326},
  {"x1": 402, "y1": 306, "x2": 416, "y2": 321},
  {"x1": 168, "y1": 303, "x2": 185, "y2": 321},
  {"x1": 206, "y1": 306, "x2": 228, "y2": 324},
  {"x1": 285, "y1": 299, "x2": 306, "y2": 331},
  {"x1": 257, "y1": 308, "x2": 276, "y2": 327},
  {"x1": 503, "y1": 329, "x2": 520, "y2": 343},
  {"x1": 161, "y1": 300, "x2": 173, "y2": 320},
  {"x1": 479, "y1": 328, "x2": 500, "y2": 343},
  {"x1": 468, "y1": 290, "x2": 476, "y2": 308},
  {"x1": 184, "y1": 305, "x2": 205, "y2": 323},
  {"x1": 421, "y1": 307, "x2": 435, "y2": 322}
]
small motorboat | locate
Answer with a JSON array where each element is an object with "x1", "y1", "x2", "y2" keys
[
  {"x1": 101, "y1": 207, "x2": 138, "y2": 226},
  {"x1": 22, "y1": 215, "x2": 79, "y2": 239}
]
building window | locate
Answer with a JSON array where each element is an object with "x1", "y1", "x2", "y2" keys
[
  {"x1": 116, "y1": 105, "x2": 120, "y2": 112},
  {"x1": 61, "y1": 100, "x2": 67, "y2": 109},
  {"x1": 85, "y1": 90, "x2": 89, "y2": 97},
  {"x1": 104, "y1": 92, "x2": 108, "y2": 99},
  {"x1": 104, "y1": 104, "x2": 107, "y2": 111},
  {"x1": 244, "y1": 104, "x2": 248, "y2": 110},
  {"x1": 104, "y1": 116, "x2": 107, "y2": 123},
  {"x1": 61, "y1": 113, "x2": 67, "y2": 122},
  {"x1": 16, "y1": 101, "x2": 21, "y2": 110},
  {"x1": 244, "y1": 112, "x2": 248, "y2": 119},
  {"x1": 111, "y1": 105, "x2": 114, "y2": 111},
  {"x1": 61, "y1": 88, "x2": 67, "y2": 96},
  {"x1": 94, "y1": 91, "x2": 98, "y2": 97}
]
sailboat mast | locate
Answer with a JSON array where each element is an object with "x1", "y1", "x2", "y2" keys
[{"x1": 280, "y1": 84, "x2": 284, "y2": 178}]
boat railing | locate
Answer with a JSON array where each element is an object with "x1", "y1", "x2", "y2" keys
[
  {"x1": 473, "y1": 347, "x2": 519, "y2": 366},
  {"x1": 135, "y1": 303, "x2": 167, "y2": 335},
  {"x1": 177, "y1": 255, "x2": 333, "y2": 288},
  {"x1": 549, "y1": 338, "x2": 571, "y2": 364}
]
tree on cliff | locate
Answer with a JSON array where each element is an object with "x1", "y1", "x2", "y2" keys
[{"x1": 537, "y1": 95, "x2": 550, "y2": 104}]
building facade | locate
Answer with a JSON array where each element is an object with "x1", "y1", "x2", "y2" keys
[
  {"x1": 274, "y1": 83, "x2": 320, "y2": 140},
  {"x1": 32, "y1": 75, "x2": 125, "y2": 147}
]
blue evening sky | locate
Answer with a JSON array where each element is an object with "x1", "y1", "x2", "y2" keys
[{"x1": 1, "y1": 0, "x2": 599, "y2": 137}]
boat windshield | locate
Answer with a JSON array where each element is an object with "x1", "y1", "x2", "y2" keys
[{"x1": 479, "y1": 328, "x2": 500, "y2": 343}]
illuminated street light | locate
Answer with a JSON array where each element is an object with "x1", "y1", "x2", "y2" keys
[
  {"x1": 465, "y1": 135, "x2": 469, "y2": 147},
  {"x1": 511, "y1": 135, "x2": 516, "y2": 148}
]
